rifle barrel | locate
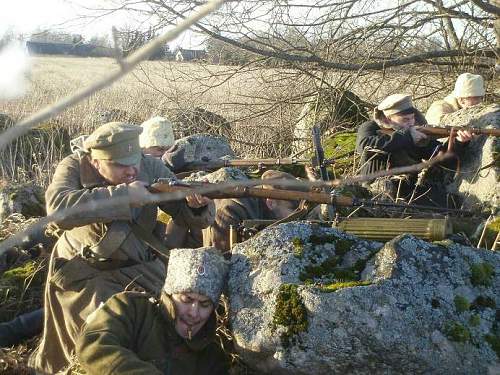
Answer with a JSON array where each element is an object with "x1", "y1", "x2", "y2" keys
[
  {"x1": 419, "y1": 126, "x2": 500, "y2": 137},
  {"x1": 380, "y1": 126, "x2": 500, "y2": 137},
  {"x1": 185, "y1": 158, "x2": 311, "y2": 171},
  {"x1": 149, "y1": 182, "x2": 472, "y2": 214}
]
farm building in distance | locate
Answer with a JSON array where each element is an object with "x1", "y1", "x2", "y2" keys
[
  {"x1": 26, "y1": 41, "x2": 114, "y2": 58},
  {"x1": 175, "y1": 48, "x2": 207, "y2": 62}
]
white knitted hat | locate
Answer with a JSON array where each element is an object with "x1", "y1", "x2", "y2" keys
[
  {"x1": 454, "y1": 73, "x2": 485, "y2": 98},
  {"x1": 139, "y1": 116, "x2": 175, "y2": 149},
  {"x1": 163, "y1": 247, "x2": 228, "y2": 305}
]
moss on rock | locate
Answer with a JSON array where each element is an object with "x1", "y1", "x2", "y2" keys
[
  {"x1": 272, "y1": 284, "x2": 309, "y2": 348},
  {"x1": 470, "y1": 262, "x2": 495, "y2": 287},
  {"x1": 320, "y1": 280, "x2": 372, "y2": 292},
  {"x1": 454, "y1": 295, "x2": 470, "y2": 313},
  {"x1": 292, "y1": 237, "x2": 304, "y2": 258},
  {"x1": 485, "y1": 334, "x2": 500, "y2": 358},
  {"x1": 470, "y1": 295, "x2": 496, "y2": 310},
  {"x1": 444, "y1": 321, "x2": 471, "y2": 343}
]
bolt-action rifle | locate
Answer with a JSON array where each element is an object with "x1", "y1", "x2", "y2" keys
[
  {"x1": 179, "y1": 157, "x2": 335, "y2": 172},
  {"x1": 149, "y1": 179, "x2": 472, "y2": 215},
  {"x1": 380, "y1": 126, "x2": 500, "y2": 138}
]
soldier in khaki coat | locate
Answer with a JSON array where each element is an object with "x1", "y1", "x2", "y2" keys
[
  {"x1": 425, "y1": 73, "x2": 485, "y2": 125},
  {"x1": 30, "y1": 122, "x2": 215, "y2": 374},
  {"x1": 77, "y1": 247, "x2": 229, "y2": 375}
]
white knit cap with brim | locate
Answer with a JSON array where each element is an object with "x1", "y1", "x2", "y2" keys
[
  {"x1": 454, "y1": 73, "x2": 485, "y2": 98},
  {"x1": 139, "y1": 116, "x2": 175, "y2": 149},
  {"x1": 163, "y1": 247, "x2": 228, "y2": 306}
]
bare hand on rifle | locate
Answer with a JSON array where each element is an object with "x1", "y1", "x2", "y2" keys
[
  {"x1": 456, "y1": 129, "x2": 473, "y2": 143},
  {"x1": 185, "y1": 193, "x2": 211, "y2": 208},
  {"x1": 128, "y1": 181, "x2": 152, "y2": 207}
]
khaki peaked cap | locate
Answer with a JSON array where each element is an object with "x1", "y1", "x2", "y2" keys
[
  {"x1": 376, "y1": 94, "x2": 415, "y2": 117},
  {"x1": 84, "y1": 122, "x2": 143, "y2": 166}
]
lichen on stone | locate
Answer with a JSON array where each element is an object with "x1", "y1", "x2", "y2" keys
[
  {"x1": 272, "y1": 283, "x2": 308, "y2": 348},
  {"x1": 470, "y1": 262, "x2": 495, "y2": 287}
]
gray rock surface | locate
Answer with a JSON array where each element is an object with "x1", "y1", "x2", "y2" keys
[
  {"x1": 439, "y1": 104, "x2": 500, "y2": 210},
  {"x1": 228, "y1": 222, "x2": 500, "y2": 374},
  {"x1": 184, "y1": 166, "x2": 248, "y2": 183},
  {"x1": 162, "y1": 133, "x2": 235, "y2": 172}
]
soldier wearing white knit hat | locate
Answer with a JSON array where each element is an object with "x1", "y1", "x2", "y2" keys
[
  {"x1": 426, "y1": 73, "x2": 485, "y2": 125},
  {"x1": 140, "y1": 116, "x2": 175, "y2": 158},
  {"x1": 77, "y1": 247, "x2": 229, "y2": 375}
]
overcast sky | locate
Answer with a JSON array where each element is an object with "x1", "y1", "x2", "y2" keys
[{"x1": 0, "y1": 0, "x2": 201, "y2": 47}]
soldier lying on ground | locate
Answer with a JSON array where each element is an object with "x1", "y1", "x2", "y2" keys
[
  {"x1": 205, "y1": 170, "x2": 317, "y2": 255},
  {"x1": 355, "y1": 94, "x2": 473, "y2": 207},
  {"x1": 425, "y1": 73, "x2": 485, "y2": 125},
  {"x1": 30, "y1": 122, "x2": 215, "y2": 374},
  {"x1": 77, "y1": 247, "x2": 229, "y2": 375}
]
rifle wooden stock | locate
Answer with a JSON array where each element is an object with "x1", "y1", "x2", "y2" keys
[{"x1": 380, "y1": 126, "x2": 500, "y2": 137}]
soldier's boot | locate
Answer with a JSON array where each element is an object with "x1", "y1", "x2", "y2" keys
[{"x1": 0, "y1": 308, "x2": 43, "y2": 347}]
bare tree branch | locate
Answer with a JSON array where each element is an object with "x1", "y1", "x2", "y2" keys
[{"x1": 0, "y1": 0, "x2": 226, "y2": 152}]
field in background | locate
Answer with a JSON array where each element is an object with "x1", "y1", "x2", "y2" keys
[{"x1": 0, "y1": 55, "x2": 494, "y2": 186}]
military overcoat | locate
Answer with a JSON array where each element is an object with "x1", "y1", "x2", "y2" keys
[{"x1": 31, "y1": 153, "x2": 215, "y2": 374}]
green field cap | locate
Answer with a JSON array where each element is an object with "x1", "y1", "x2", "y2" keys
[{"x1": 84, "y1": 122, "x2": 142, "y2": 166}]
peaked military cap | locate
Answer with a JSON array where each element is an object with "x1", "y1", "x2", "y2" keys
[
  {"x1": 84, "y1": 122, "x2": 143, "y2": 166},
  {"x1": 377, "y1": 94, "x2": 415, "y2": 116}
]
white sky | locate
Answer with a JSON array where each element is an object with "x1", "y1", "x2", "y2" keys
[{"x1": 0, "y1": 0, "x2": 201, "y2": 48}]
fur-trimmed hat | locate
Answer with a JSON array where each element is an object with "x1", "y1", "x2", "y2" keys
[
  {"x1": 139, "y1": 116, "x2": 175, "y2": 149},
  {"x1": 163, "y1": 247, "x2": 228, "y2": 305},
  {"x1": 83, "y1": 122, "x2": 142, "y2": 166},
  {"x1": 454, "y1": 73, "x2": 485, "y2": 98}
]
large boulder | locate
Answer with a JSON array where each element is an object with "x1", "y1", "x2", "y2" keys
[
  {"x1": 293, "y1": 88, "x2": 368, "y2": 153},
  {"x1": 439, "y1": 104, "x2": 500, "y2": 210},
  {"x1": 228, "y1": 222, "x2": 500, "y2": 374},
  {"x1": 0, "y1": 183, "x2": 45, "y2": 222},
  {"x1": 162, "y1": 133, "x2": 236, "y2": 173}
]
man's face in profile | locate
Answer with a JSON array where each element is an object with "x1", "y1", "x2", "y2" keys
[{"x1": 91, "y1": 159, "x2": 140, "y2": 185}]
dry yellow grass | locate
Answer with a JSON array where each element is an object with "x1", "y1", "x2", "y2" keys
[{"x1": 0, "y1": 55, "x2": 490, "y2": 186}]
